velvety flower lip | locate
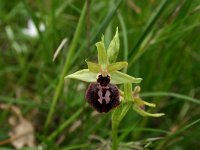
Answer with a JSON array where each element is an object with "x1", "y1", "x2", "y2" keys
[{"x1": 85, "y1": 82, "x2": 120, "y2": 113}]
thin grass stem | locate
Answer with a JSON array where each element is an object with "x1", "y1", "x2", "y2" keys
[{"x1": 45, "y1": 2, "x2": 87, "y2": 128}]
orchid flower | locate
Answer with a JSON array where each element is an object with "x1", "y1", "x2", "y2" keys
[{"x1": 65, "y1": 28, "x2": 142, "y2": 112}]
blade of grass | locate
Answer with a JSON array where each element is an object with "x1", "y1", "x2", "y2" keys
[
  {"x1": 62, "y1": 143, "x2": 90, "y2": 150},
  {"x1": 55, "y1": 0, "x2": 75, "y2": 17},
  {"x1": 50, "y1": 0, "x2": 56, "y2": 47},
  {"x1": 173, "y1": 0, "x2": 193, "y2": 23},
  {"x1": 169, "y1": 118, "x2": 200, "y2": 138},
  {"x1": 48, "y1": 108, "x2": 83, "y2": 140},
  {"x1": 128, "y1": 0, "x2": 170, "y2": 67},
  {"x1": 151, "y1": 23, "x2": 200, "y2": 45},
  {"x1": 118, "y1": 11, "x2": 128, "y2": 62},
  {"x1": 119, "y1": 127, "x2": 169, "y2": 142},
  {"x1": 141, "y1": 92, "x2": 200, "y2": 105},
  {"x1": 118, "y1": 121, "x2": 139, "y2": 142},
  {"x1": 45, "y1": 2, "x2": 87, "y2": 128},
  {"x1": 155, "y1": 118, "x2": 200, "y2": 150},
  {"x1": 90, "y1": 0, "x2": 123, "y2": 44},
  {"x1": 72, "y1": 0, "x2": 123, "y2": 64},
  {"x1": 0, "y1": 96, "x2": 48, "y2": 109}
]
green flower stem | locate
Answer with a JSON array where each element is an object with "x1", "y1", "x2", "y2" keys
[
  {"x1": 111, "y1": 103, "x2": 132, "y2": 149},
  {"x1": 45, "y1": 2, "x2": 86, "y2": 128},
  {"x1": 112, "y1": 113, "x2": 120, "y2": 150},
  {"x1": 111, "y1": 121, "x2": 119, "y2": 150}
]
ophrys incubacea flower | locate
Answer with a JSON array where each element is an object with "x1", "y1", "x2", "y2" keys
[{"x1": 65, "y1": 28, "x2": 142, "y2": 112}]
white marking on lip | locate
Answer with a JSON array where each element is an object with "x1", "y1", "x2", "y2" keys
[{"x1": 97, "y1": 88, "x2": 111, "y2": 104}]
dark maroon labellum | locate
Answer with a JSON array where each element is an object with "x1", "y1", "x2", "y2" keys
[{"x1": 85, "y1": 75, "x2": 120, "y2": 113}]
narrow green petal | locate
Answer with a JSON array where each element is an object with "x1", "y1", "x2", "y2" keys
[
  {"x1": 110, "y1": 71, "x2": 142, "y2": 84},
  {"x1": 134, "y1": 98, "x2": 156, "y2": 107},
  {"x1": 96, "y1": 40, "x2": 108, "y2": 67},
  {"x1": 124, "y1": 83, "x2": 133, "y2": 101},
  {"x1": 107, "y1": 27, "x2": 120, "y2": 63},
  {"x1": 133, "y1": 104, "x2": 165, "y2": 117},
  {"x1": 107, "y1": 61, "x2": 128, "y2": 72},
  {"x1": 86, "y1": 61, "x2": 101, "y2": 73},
  {"x1": 64, "y1": 69, "x2": 97, "y2": 82}
]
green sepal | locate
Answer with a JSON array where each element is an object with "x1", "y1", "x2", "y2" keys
[
  {"x1": 107, "y1": 27, "x2": 120, "y2": 63},
  {"x1": 86, "y1": 61, "x2": 101, "y2": 73},
  {"x1": 64, "y1": 69, "x2": 96, "y2": 82},
  {"x1": 107, "y1": 61, "x2": 128, "y2": 72},
  {"x1": 96, "y1": 39, "x2": 108, "y2": 67},
  {"x1": 133, "y1": 104, "x2": 165, "y2": 117},
  {"x1": 110, "y1": 71, "x2": 142, "y2": 84}
]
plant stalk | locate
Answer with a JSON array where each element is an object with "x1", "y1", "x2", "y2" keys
[
  {"x1": 112, "y1": 125, "x2": 119, "y2": 150},
  {"x1": 111, "y1": 115, "x2": 119, "y2": 150}
]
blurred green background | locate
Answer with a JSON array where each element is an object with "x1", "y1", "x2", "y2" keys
[{"x1": 0, "y1": 0, "x2": 200, "y2": 149}]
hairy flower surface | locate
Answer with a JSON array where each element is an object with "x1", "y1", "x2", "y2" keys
[{"x1": 86, "y1": 74, "x2": 120, "y2": 112}]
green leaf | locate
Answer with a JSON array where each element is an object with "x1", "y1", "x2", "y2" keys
[
  {"x1": 112, "y1": 102, "x2": 132, "y2": 129},
  {"x1": 110, "y1": 71, "x2": 142, "y2": 84},
  {"x1": 107, "y1": 61, "x2": 128, "y2": 72},
  {"x1": 64, "y1": 69, "x2": 96, "y2": 82},
  {"x1": 133, "y1": 104, "x2": 165, "y2": 117},
  {"x1": 86, "y1": 61, "x2": 101, "y2": 73},
  {"x1": 124, "y1": 83, "x2": 133, "y2": 101},
  {"x1": 108, "y1": 27, "x2": 120, "y2": 63},
  {"x1": 96, "y1": 40, "x2": 107, "y2": 67}
]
